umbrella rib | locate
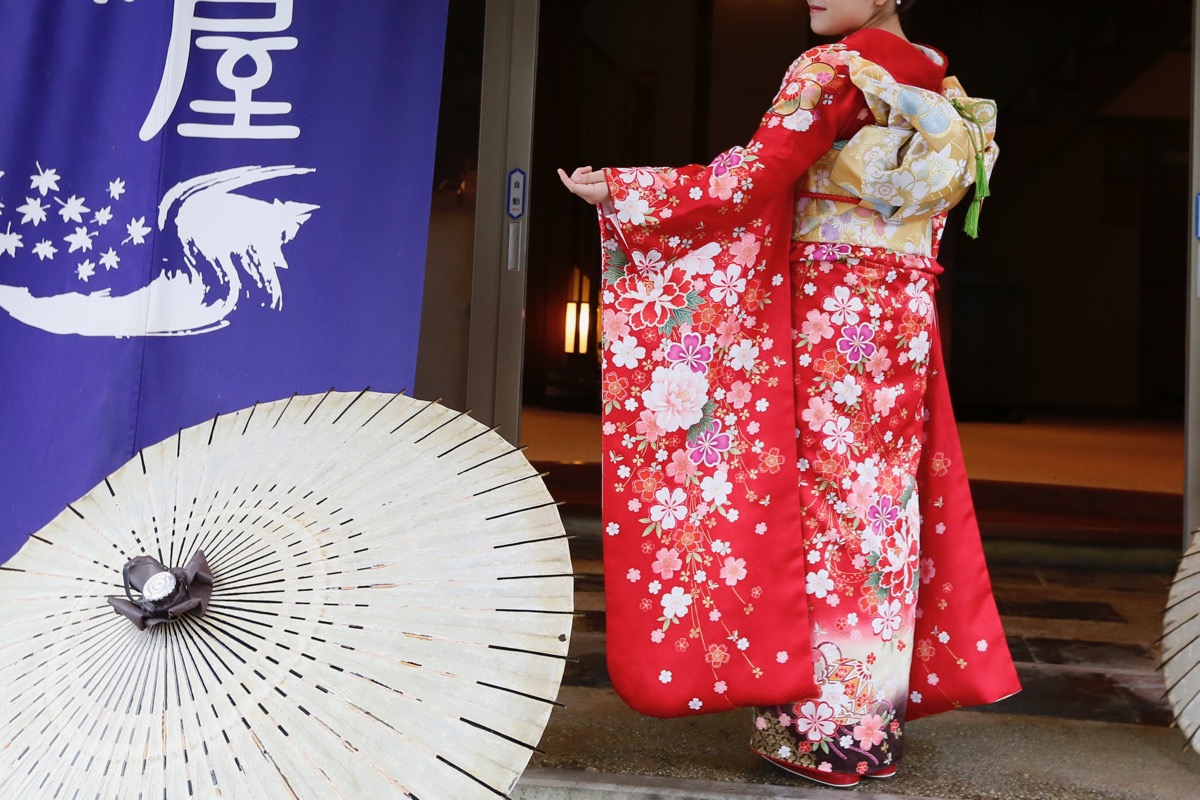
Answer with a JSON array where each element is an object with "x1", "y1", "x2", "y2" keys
[
  {"x1": 494, "y1": 533, "x2": 572, "y2": 550},
  {"x1": 439, "y1": 425, "x2": 502, "y2": 458},
  {"x1": 362, "y1": 390, "x2": 404, "y2": 428},
  {"x1": 1159, "y1": 610, "x2": 1200, "y2": 644},
  {"x1": 474, "y1": 471, "x2": 549, "y2": 497},
  {"x1": 476, "y1": 680, "x2": 566, "y2": 708},
  {"x1": 487, "y1": 644, "x2": 572, "y2": 661},
  {"x1": 1163, "y1": 585, "x2": 1200, "y2": 616},
  {"x1": 435, "y1": 755, "x2": 510, "y2": 798},
  {"x1": 389, "y1": 397, "x2": 439, "y2": 434},
  {"x1": 495, "y1": 608, "x2": 575, "y2": 616},
  {"x1": 497, "y1": 573, "x2": 576, "y2": 581},
  {"x1": 270, "y1": 393, "x2": 299, "y2": 428},
  {"x1": 458, "y1": 716, "x2": 544, "y2": 754},
  {"x1": 1161, "y1": 630, "x2": 1200, "y2": 673},
  {"x1": 458, "y1": 446, "x2": 530, "y2": 476},
  {"x1": 486, "y1": 501, "x2": 563, "y2": 521},
  {"x1": 414, "y1": 408, "x2": 471, "y2": 444},
  {"x1": 302, "y1": 389, "x2": 335, "y2": 425},
  {"x1": 327, "y1": 388, "x2": 371, "y2": 425},
  {"x1": 1163, "y1": 640, "x2": 1200, "y2": 693}
]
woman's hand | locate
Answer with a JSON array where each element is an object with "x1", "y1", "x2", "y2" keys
[{"x1": 557, "y1": 166, "x2": 611, "y2": 206}]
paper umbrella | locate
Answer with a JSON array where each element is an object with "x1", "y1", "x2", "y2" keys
[
  {"x1": 1164, "y1": 531, "x2": 1200, "y2": 755},
  {"x1": 0, "y1": 391, "x2": 574, "y2": 799}
]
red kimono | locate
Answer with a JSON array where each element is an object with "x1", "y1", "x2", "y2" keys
[{"x1": 596, "y1": 28, "x2": 1018, "y2": 776}]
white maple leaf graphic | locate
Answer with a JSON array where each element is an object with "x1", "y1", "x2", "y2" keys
[
  {"x1": 32, "y1": 239, "x2": 57, "y2": 261},
  {"x1": 56, "y1": 195, "x2": 90, "y2": 223},
  {"x1": 108, "y1": 178, "x2": 125, "y2": 200},
  {"x1": 16, "y1": 197, "x2": 48, "y2": 226},
  {"x1": 0, "y1": 223, "x2": 24, "y2": 257},
  {"x1": 76, "y1": 258, "x2": 96, "y2": 282},
  {"x1": 93, "y1": 206, "x2": 113, "y2": 226},
  {"x1": 99, "y1": 247, "x2": 120, "y2": 271},
  {"x1": 64, "y1": 226, "x2": 97, "y2": 254},
  {"x1": 124, "y1": 216, "x2": 151, "y2": 245},
  {"x1": 29, "y1": 163, "x2": 61, "y2": 196}
]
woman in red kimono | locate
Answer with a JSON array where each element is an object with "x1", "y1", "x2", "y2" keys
[{"x1": 560, "y1": 0, "x2": 1019, "y2": 788}]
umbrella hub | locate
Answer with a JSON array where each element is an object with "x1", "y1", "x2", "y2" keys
[{"x1": 107, "y1": 550, "x2": 214, "y2": 631}]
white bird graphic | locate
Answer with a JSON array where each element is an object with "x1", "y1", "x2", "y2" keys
[{"x1": 0, "y1": 165, "x2": 317, "y2": 337}]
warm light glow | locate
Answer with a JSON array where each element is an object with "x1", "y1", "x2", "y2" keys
[
  {"x1": 578, "y1": 302, "x2": 591, "y2": 353},
  {"x1": 565, "y1": 302, "x2": 579, "y2": 354},
  {"x1": 564, "y1": 267, "x2": 593, "y2": 355}
]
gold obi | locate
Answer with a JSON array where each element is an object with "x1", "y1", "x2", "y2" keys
[{"x1": 792, "y1": 56, "x2": 999, "y2": 258}]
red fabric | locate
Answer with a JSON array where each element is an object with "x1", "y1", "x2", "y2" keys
[{"x1": 595, "y1": 29, "x2": 1019, "y2": 719}]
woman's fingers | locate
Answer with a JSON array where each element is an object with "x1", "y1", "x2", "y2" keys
[{"x1": 559, "y1": 167, "x2": 611, "y2": 206}]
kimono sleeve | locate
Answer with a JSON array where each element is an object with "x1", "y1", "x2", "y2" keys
[
  {"x1": 593, "y1": 43, "x2": 867, "y2": 719},
  {"x1": 602, "y1": 43, "x2": 865, "y2": 247}
]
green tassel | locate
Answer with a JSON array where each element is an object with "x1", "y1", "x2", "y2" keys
[
  {"x1": 963, "y1": 194, "x2": 983, "y2": 239},
  {"x1": 952, "y1": 98, "x2": 997, "y2": 239}
]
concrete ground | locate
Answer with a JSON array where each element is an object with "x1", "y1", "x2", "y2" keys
[
  {"x1": 511, "y1": 519, "x2": 1200, "y2": 799},
  {"x1": 515, "y1": 688, "x2": 1200, "y2": 799}
]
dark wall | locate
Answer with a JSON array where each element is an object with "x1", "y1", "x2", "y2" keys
[{"x1": 521, "y1": 0, "x2": 1194, "y2": 420}]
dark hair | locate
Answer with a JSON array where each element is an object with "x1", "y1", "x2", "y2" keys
[{"x1": 897, "y1": 0, "x2": 919, "y2": 11}]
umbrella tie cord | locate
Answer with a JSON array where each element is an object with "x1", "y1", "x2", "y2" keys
[{"x1": 107, "y1": 550, "x2": 215, "y2": 631}]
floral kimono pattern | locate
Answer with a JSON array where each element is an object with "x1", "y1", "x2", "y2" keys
[{"x1": 596, "y1": 28, "x2": 1020, "y2": 776}]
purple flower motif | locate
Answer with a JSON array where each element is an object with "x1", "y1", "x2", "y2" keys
[
  {"x1": 710, "y1": 150, "x2": 744, "y2": 177},
  {"x1": 812, "y1": 242, "x2": 852, "y2": 262},
  {"x1": 667, "y1": 332, "x2": 714, "y2": 374},
  {"x1": 688, "y1": 420, "x2": 732, "y2": 467},
  {"x1": 867, "y1": 495, "x2": 900, "y2": 534},
  {"x1": 836, "y1": 323, "x2": 876, "y2": 364}
]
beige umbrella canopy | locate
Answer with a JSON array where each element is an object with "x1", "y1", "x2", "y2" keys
[
  {"x1": 1164, "y1": 532, "x2": 1200, "y2": 755},
  {"x1": 0, "y1": 391, "x2": 573, "y2": 799}
]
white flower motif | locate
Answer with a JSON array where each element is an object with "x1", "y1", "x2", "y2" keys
[
  {"x1": 727, "y1": 340, "x2": 760, "y2": 372},
  {"x1": 649, "y1": 487, "x2": 688, "y2": 531},
  {"x1": 906, "y1": 279, "x2": 933, "y2": 319},
  {"x1": 661, "y1": 587, "x2": 693, "y2": 620},
  {"x1": 872, "y1": 599, "x2": 903, "y2": 642},
  {"x1": 688, "y1": 698, "x2": 703, "y2": 710},
  {"x1": 610, "y1": 336, "x2": 646, "y2": 369},
  {"x1": 626, "y1": 568, "x2": 641, "y2": 582},
  {"x1": 938, "y1": 631, "x2": 951, "y2": 644},
  {"x1": 672, "y1": 241, "x2": 722, "y2": 276},
  {"x1": 709, "y1": 265, "x2": 747, "y2": 306},
  {"x1": 700, "y1": 469, "x2": 733, "y2": 507},
  {"x1": 911, "y1": 691, "x2": 923, "y2": 703},
  {"x1": 806, "y1": 569, "x2": 835, "y2": 599},
  {"x1": 782, "y1": 109, "x2": 814, "y2": 132},
  {"x1": 615, "y1": 190, "x2": 651, "y2": 226},
  {"x1": 907, "y1": 331, "x2": 931, "y2": 365},
  {"x1": 643, "y1": 365, "x2": 710, "y2": 433},
  {"x1": 714, "y1": 681, "x2": 727, "y2": 694},
  {"x1": 659, "y1": 670, "x2": 673, "y2": 684},
  {"x1": 632, "y1": 249, "x2": 665, "y2": 270},
  {"x1": 977, "y1": 639, "x2": 989, "y2": 652},
  {"x1": 776, "y1": 651, "x2": 789, "y2": 664},
  {"x1": 823, "y1": 285, "x2": 864, "y2": 324},
  {"x1": 648, "y1": 580, "x2": 662, "y2": 595},
  {"x1": 736, "y1": 637, "x2": 749, "y2": 651},
  {"x1": 711, "y1": 539, "x2": 731, "y2": 556},
  {"x1": 832, "y1": 375, "x2": 862, "y2": 407},
  {"x1": 821, "y1": 417, "x2": 855, "y2": 455},
  {"x1": 795, "y1": 701, "x2": 837, "y2": 742}
]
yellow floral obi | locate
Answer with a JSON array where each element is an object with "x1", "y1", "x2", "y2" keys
[{"x1": 793, "y1": 56, "x2": 999, "y2": 257}]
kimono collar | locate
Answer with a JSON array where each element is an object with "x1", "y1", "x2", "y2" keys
[{"x1": 841, "y1": 27, "x2": 947, "y2": 91}]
